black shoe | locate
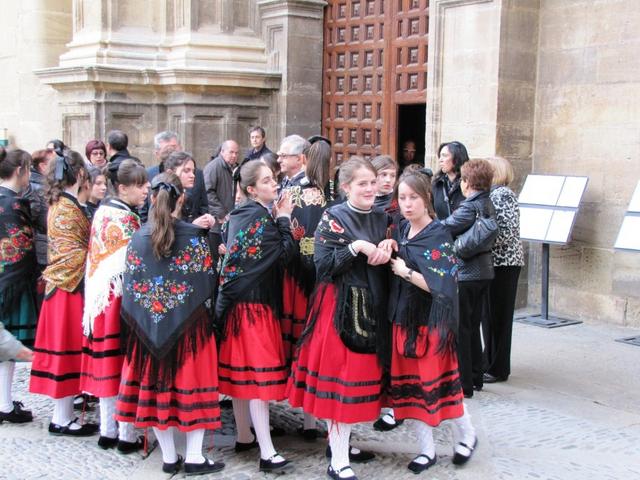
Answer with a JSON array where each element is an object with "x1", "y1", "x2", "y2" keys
[
  {"x1": 297, "y1": 426, "x2": 320, "y2": 442},
  {"x1": 327, "y1": 465, "x2": 358, "y2": 480},
  {"x1": 219, "y1": 398, "x2": 233, "y2": 409},
  {"x1": 259, "y1": 453, "x2": 291, "y2": 472},
  {"x1": 407, "y1": 454, "x2": 437, "y2": 474},
  {"x1": 48, "y1": 418, "x2": 98, "y2": 437},
  {"x1": 473, "y1": 384, "x2": 483, "y2": 392},
  {"x1": 463, "y1": 391, "x2": 473, "y2": 399},
  {"x1": 373, "y1": 414, "x2": 404, "y2": 432},
  {"x1": 184, "y1": 458, "x2": 225, "y2": 476},
  {"x1": 326, "y1": 446, "x2": 375, "y2": 463},
  {"x1": 162, "y1": 454, "x2": 183, "y2": 474},
  {"x1": 0, "y1": 401, "x2": 33, "y2": 424},
  {"x1": 98, "y1": 435, "x2": 118, "y2": 449},
  {"x1": 117, "y1": 435, "x2": 144, "y2": 454},
  {"x1": 251, "y1": 425, "x2": 286, "y2": 437},
  {"x1": 234, "y1": 434, "x2": 258, "y2": 452},
  {"x1": 483, "y1": 373, "x2": 507, "y2": 383},
  {"x1": 452, "y1": 437, "x2": 478, "y2": 466},
  {"x1": 73, "y1": 394, "x2": 95, "y2": 412}
]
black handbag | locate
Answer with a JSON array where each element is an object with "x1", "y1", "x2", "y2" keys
[{"x1": 454, "y1": 204, "x2": 499, "y2": 259}]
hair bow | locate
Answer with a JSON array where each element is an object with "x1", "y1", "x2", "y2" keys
[
  {"x1": 53, "y1": 155, "x2": 70, "y2": 181},
  {"x1": 152, "y1": 181, "x2": 180, "y2": 198}
]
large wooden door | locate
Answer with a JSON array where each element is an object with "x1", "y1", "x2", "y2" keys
[{"x1": 322, "y1": 0, "x2": 429, "y2": 164}]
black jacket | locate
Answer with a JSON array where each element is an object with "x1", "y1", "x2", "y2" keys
[
  {"x1": 109, "y1": 149, "x2": 131, "y2": 165},
  {"x1": 432, "y1": 172, "x2": 466, "y2": 220},
  {"x1": 441, "y1": 190, "x2": 495, "y2": 282},
  {"x1": 24, "y1": 169, "x2": 48, "y2": 265},
  {"x1": 242, "y1": 144, "x2": 273, "y2": 164}
]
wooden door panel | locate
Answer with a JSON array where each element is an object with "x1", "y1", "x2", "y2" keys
[{"x1": 323, "y1": 0, "x2": 429, "y2": 163}]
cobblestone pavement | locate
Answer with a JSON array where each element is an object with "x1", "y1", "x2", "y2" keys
[{"x1": 2, "y1": 317, "x2": 640, "y2": 480}]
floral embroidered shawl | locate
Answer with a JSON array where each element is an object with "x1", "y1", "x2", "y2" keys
[
  {"x1": 0, "y1": 187, "x2": 36, "y2": 316},
  {"x1": 389, "y1": 219, "x2": 459, "y2": 354},
  {"x1": 121, "y1": 220, "x2": 215, "y2": 361},
  {"x1": 285, "y1": 177, "x2": 328, "y2": 296},
  {"x1": 215, "y1": 200, "x2": 295, "y2": 331},
  {"x1": 83, "y1": 199, "x2": 140, "y2": 335},
  {"x1": 42, "y1": 193, "x2": 91, "y2": 296}
]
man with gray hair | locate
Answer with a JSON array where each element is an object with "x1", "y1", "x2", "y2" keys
[
  {"x1": 277, "y1": 135, "x2": 310, "y2": 189},
  {"x1": 203, "y1": 139, "x2": 239, "y2": 261}
]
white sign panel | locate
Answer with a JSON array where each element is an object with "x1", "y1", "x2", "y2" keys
[
  {"x1": 546, "y1": 210, "x2": 576, "y2": 243},
  {"x1": 518, "y1": 175, "x2": 564, "y2": 206},
  {"x1": 519, "y1": 207, "x2": 554, "y2": 242},
  {"x1": 614, "y1": 215, "x2": 640, "y2": 251},
  {"x1": 627, "y1": 182, "x2": 640, "y2": 213},
  {"x1": 557, "y1": 177, "x2": 589, "y2": 208}
]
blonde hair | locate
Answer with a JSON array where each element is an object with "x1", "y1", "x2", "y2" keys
[{"x1": 486, "y1": 156, "x2": 514, "y2": 187}]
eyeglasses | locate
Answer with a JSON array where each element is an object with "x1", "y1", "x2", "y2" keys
[{"x1": 91, "y1": 151, "x2": 105, "y2": 156}]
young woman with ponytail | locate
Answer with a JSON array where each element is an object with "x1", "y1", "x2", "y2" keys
[
  {"x1": 80, "y1": 159, "x2": 148, "y2": 452},
  {"x1": 215, "y1": 159, "x2": 295, "y2": 473},
  {"x1": 29, "y1": 150, "x2": 98, "y2": 436},
  {"x1": 0, "y1": 148, "x2": 37, "y2": 424},
  {"x1": 115, "y1": 173, "x2": 224, "y2": 476}
]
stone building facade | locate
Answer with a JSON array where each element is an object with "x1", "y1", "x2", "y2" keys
[{"x1": 0, "y1": 0, "x2": 638, "y2": 327}]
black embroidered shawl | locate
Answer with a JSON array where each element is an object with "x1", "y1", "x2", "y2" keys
[
  {"x1": 215, "y1": 200, "x2": 296, "y2": 335},
  {"x1": 121, "y1": 220, "x2": 216, "y2": 385},
  {"x1": 303, "y1": 202, "x2": 390, "y2": 365},
  {"x1": 285, "y1": 177, "x2": 328, "y2": 296},
  {"x1": 389, "y1": 219, "x2": 459, "y2": 355},
  {"x1": 0, "y1": 187, "x2": 36, "y2": 316}
]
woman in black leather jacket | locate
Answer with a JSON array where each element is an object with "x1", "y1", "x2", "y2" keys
[
  {"x1": 432, "y1": 141, "x2": 469, "y2": 220},
  {"x1": 442, "y1": 159, "x2": 495, "y2": 398}
]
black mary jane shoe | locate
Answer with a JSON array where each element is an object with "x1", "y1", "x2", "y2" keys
[
  {"x1": 48, "y1": 418, "x2": 98, "y2": 437},
  {"x1": 297, "y1": 426, "x2": 321, "y2": 442},
  {"x1": 117, "y1": 435, "x2": 145, "y2": 454},
  {"x1": 73, "y1": 394, "x2": 95, "y2": 412},
  {"x1": 98, "y1": 435, "x2": 119, "y2": 449},
  {"x1": 259, "y1": 453, "x2": 291, "y2": 472},
  {"x1": 327, "y1": 465, "x2": 358, "y2": 480},
  {"x1": 234, "y1": 434, "x2": 259, "y2": 452},
  {"x1": 0, "y1": 401, "x2": 33, "y2": 424},
  {"x1": 184, "y1": 458, "x2": 225, "y2": 476},
  {"x1": 452, "y1": 437, "x2": 478, "y2": 466},
  {"x1": 162, "y1": 454, "x2": 183, "y2": 474},
  {"x1": 407, "y1": 454, "x2": 437, "y2": 474},
  {"x1": 373, "y1": 413, "x2": 404, "y2": 432},
  {"x1": 326, "y1": 446, "x2": 375, "y2": 463}
]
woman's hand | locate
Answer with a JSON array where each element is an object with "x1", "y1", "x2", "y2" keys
[
  {"x1": 192, "y1": 214, "x2": 216, "y2": 229},
  {"x1": 378, "y1": 239, "x2": 398, "y2": 253},
  {"x1": 353, "y1": 240, "x2": 391, "y2": 265},
  {"x1": 16, "y1": 346, "x2": 34, "y2": 362},
  {"x1": 218, "y1": 243, "x2": 227, "y2": 256},
  {"x1": 274, "y1": 190, "x2": 293, "y2": 217},
  {"x1": 390, "y1": 257, "x2": 410, "y2": 278}
]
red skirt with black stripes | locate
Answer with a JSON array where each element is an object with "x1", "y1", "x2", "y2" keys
[
  {"x1": 29, "y1": 289, "x2": 84, "y2": 399},
  {"x1": 218, "y1": 303, "x2": 288, "y2": 401},
  {"x1": 287, "y1": 284, "x2": 383, "y2": 424},
  {"x1": 389, "y1": 324, "x2": 464, "y2": 426},
  {"x1": 115, "y1": 334, "x2": 221, "y2": 432},
  {"x1": 79, "y1": 294, "x2": 124, "y2": 398},
  {"x1": 281, "y1": 273, "x2": 309, "y2": 365}
]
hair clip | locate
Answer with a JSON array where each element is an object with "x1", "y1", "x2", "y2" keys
[
  {"x1": 307, "y1": 135, "x2": 332, "y2": 147},
  {"x1": 53, "y1": 155, "x2": 70, "y2": 181},
  {"x1": 151, "y1": 181, "x2": 180, "y2": 198}
]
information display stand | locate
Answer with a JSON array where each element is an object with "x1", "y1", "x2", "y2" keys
[
  {"x1": 614, "y1": 181, "x2": 640, "y2": 346},
  {"x1": 515, "y1": 174, "x2": 588, "y2": 328}
]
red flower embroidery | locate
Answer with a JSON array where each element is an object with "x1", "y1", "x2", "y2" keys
[
  {"x1": 152, "y1": 301, "x2": 164, "y2": 313},
  {"x1": 329, "y1": 219, "x2": 344, "y2": 234},
  {"x1": 183, "y1": 253, "x2": 191, "y2": 262},
  {"x1": 247, "y1": 246, "x2": 257, "y2": 255},
  {"x1": 431, "y1": 250, "x2": 441, "y2": 260}
]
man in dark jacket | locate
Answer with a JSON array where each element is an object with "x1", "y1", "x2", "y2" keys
[
  {"x1": 242, "y1": 126, "x2": 272, "y2": 165},
  {"x1": 106, "y1": 130, "x2": 131, "y2": 164}
]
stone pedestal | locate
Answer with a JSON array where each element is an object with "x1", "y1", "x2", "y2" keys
[{"x1": 35, "y1": 0, "x2": 326, "y2": 166}]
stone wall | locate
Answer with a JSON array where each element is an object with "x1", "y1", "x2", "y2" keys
[
  {"x1": 531, "y1": 0, "x2": 640, "y2": 326},
  {"x1": 0, "y1": 1, "x2": 72, "y2": 151}
]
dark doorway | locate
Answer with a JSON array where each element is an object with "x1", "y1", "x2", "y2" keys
[{"x1": 396, "y1": 103, "x2": 426, "y2": 170}]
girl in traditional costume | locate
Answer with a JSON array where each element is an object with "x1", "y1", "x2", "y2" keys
[
  {"x1": 288, "y1": 157, "x2": 392, "y2": 480},
  {"x1": 216, "y1": 160, "x2": 295, "y2": 472},
  {"x1": 115, "y1": 173, "x2": 223, "y2": 476},
  {"x1": 0, "y1": 148, "x2": 37, "y2": 424},
  {"x1": 80, "y1": 159, "x2": 148, "y2": 452},
  {"x1": 30, "y1": 151, "x2": 97, "y2": 436},
  {"x1": 385, "y1": 171, "x2": 477, "y2": 472},
  {"x1": 84, "y1": 165, "x2": 107, "y2": 221}
]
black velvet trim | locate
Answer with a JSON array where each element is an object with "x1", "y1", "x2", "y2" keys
[
  {"x1": 32, "y1": 347, "x2": 82, "y2": 356},
  {"x1": 388, "y1": 378, "x2": 463, "y2": 404},
  {"x1": 81, "y1": 347, "x2": 122, "y2": 358},
  {"x1": 293, "y1": 365, "x2": 380, "y2": 387},
  {"x1": 292, "y1": 381, "x2": 381, "y2": 404},
  {"x1": 217, "y1": 377, "x2": 287, "y2": 387},
  {"x1": 218, "y1": 362, "x2": 287, "y2": 373},
  {"x1": 29, "y1": 370, "x2": 81, "y2": 381}
]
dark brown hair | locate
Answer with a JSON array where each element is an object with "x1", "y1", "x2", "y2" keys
[
  {"x1": 396, "y1": 171, "x2": 437, "y2": 219},
  {"x1": 239, "y1": 159, "x2": 271, "y2": 197},
  {"x1": 31, "y1": 149, "x2": 52, "y2": 172},
  {"x1": 460, "y1": 158, "x2": 494, "y2": 192},
  {"x1": 164, "y1": 151, "x2": 195, "y2": 173},
  {"x1": 45, "y1": 150, "x2": 87, "y2": 205},
  {"x1": 305, "y1": 139, "x2": 332, "y2": 189},
  {"x1": 0, "y1": 148, "x2": 31, "y2": 180},
  {"x1": 106, "y1": 158, "x2": 148, "y2": 189},
  {"x1": 371, "y1": 155, "x2": 397, "y2": 174},
  {"x1": 150, "y1": 173, "x2": 184, "y2": 259}
]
